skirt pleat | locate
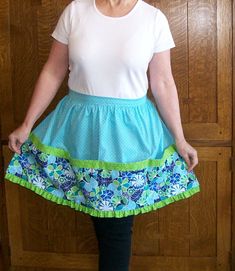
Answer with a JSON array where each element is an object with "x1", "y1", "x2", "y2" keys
[{"x1": 4, "y1": 89, "x2": 201, "y2": 218}]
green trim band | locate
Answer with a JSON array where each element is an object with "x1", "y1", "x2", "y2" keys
[
  {"x1": 28, "y1": 132, "x2": 177, "y2": 171},
  {"x1": 4, "y1": 173, "x2": 201, "y2": 218}
]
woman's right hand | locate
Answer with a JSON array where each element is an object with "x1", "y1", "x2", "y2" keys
[{"x1": 8, "y1": 123, "x2": 32, "y2": 155}]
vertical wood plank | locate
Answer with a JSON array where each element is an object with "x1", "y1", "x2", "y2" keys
[
  {"x1": 216, "y1": 148, "x2": 232, "y2": 270},
  {"x1": 159, "y1": 200, "x2": 190, "y2": 256},
  {"x1": 47, "y1": 204, "x2": 77, "y2": 253},
  {"x1": 10, "y1": 0, "x2": 39, "y2": 124},
  {"x1": 188, "y1": 0, "x2": 217, "y2": 123},
  {"x1": 217, "y1": 0, "x2": 232, "y2": 139},
  {"x1": 168, "y1": 0, "x2": 189, "y2": 125},
  {"x1": 20, "y1": 191, "x2": 50, "y2": 252},
  {"x1": 190, "y1": 158, "x2": 216, "y2": 256},
  {"x1": 232, "y1": 0, "x2": 235, "y2": 268},
  {"x1": 0, "y1": 0, "x2": 14, "y2": 140},
  {"x1": 132, "y1": 212, "x2": 160, "y2": 255}
]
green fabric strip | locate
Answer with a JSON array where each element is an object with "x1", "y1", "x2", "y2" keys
[
  {"x1": 4, "y1": 173, "x2": 201, "y2": 218},
  {"x1": 28, "y1": 132, "x2": 177, "y2": 171}
]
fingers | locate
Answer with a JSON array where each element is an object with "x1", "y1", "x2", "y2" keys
[
  {"x1": 187, "y1": 150, "x2": 198, "y2": 172},
  {"x1": 183, "y1": 153, "x2": 191, "y2": 172},
  {"x1": 8, "y1": 137, "x2": 21, "y2": 154}
]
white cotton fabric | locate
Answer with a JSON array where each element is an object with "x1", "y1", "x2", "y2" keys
[{"x1": 51, "y1": 0, "x2": 176, "y2": 99}]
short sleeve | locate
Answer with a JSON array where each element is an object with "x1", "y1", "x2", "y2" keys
[
  {"x1": 153, "y1": 9, "x2": 176, "y2": 53},
  {"x1": 51, "y1": 2, "x2": 73, "y2": 45}
]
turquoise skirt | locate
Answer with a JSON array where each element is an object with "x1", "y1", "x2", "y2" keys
[{"x1": 4, "y1": 89, "x2": 200, "y2": 218}]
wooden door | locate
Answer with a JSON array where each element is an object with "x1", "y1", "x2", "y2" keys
[{"x1": 0, "y1": 0, "x2": 233, "y2": 270}]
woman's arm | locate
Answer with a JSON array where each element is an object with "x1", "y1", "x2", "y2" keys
[
  {"x1": 148, "y1": 49, "x2": 185, "y2": 142},
  {"x1": 148, "y1": 50, "x2": 198, "y2": 171},
  {"x1": 8, "y1": 39, "x2": 69, "y2": 154},
  {"x1": 22, "y1": 39, "x2": 69, "y2": 131}
]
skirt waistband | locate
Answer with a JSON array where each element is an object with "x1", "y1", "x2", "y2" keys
[{"x1": 68, "y1": 89, "x2": 148, "y2": 106}]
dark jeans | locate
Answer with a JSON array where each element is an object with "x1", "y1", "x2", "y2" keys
[{"x1": 90, "y1": 215, "x2": 135, "y2": 271}]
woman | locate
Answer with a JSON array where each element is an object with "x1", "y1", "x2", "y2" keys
[{"x1": 5, "y1": 0, "x2": 200, "y2": 270}]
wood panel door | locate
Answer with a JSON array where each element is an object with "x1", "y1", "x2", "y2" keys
[{"x1": 0, "y1": 0, "x2": 233, "y2": 270}]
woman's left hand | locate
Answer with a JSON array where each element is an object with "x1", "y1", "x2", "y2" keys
[{"x1": 175, "y1": 138, "x2": 198, "y2": 172}]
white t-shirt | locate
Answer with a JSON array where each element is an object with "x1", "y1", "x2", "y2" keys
[{"x1": 51, "y1": 0, "x2": 175, "y2": 99}]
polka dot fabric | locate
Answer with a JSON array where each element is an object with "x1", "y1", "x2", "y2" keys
[{"x1": 4, "y1": 89, "x2": 201, "y2": 217}]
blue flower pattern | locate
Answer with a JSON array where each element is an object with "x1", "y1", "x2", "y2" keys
[{"x1": 4, "y1": 137, "x2": 200, "y2": 215}]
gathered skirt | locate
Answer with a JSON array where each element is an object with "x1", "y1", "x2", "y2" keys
[{"x1": 4, "y1": 88, "x2": 201, "y2": 218}]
